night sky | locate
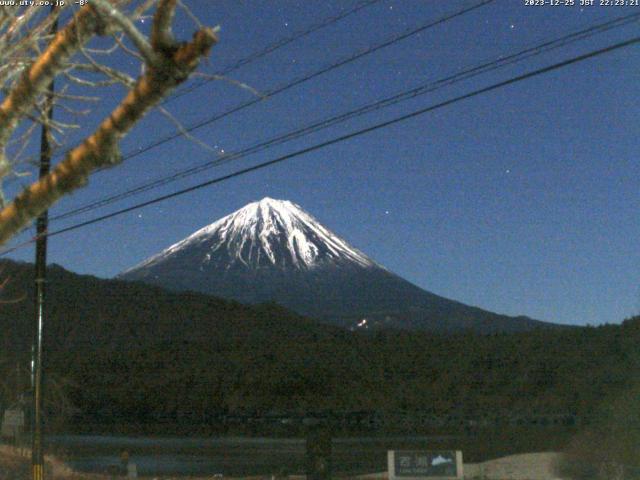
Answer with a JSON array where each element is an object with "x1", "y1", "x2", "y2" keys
[{"x1": 4, "y1": 0, "x2": 640, "y2": 326}]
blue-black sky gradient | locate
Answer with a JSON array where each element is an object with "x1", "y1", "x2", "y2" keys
[{"x1": 4, "y1": 0, "x2": 639, "y2": 326}]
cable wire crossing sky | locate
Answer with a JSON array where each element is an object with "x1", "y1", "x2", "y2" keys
[{"x1": 5, "y1": 0, "x2": 640, "y2": 327}]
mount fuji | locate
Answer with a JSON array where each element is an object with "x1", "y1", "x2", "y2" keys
[{"x1": 119, "y1": 198, "x2": 552, "y2": 333}]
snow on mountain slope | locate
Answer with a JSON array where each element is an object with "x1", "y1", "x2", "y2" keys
[
  {"x1": 120, "y1": 198, "x2": 554, "y2": 333},
  {"x1": 123, "y1": 197, "x2": 376, "y2": 273}
]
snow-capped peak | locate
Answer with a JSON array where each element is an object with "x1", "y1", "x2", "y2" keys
[{"x1": 124, "y1": 198, "x2": 377, "y2": 273}]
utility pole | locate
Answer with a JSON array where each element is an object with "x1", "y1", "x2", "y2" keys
[{"x1": 32, "y1": 7, "x2": 58, "y2": 480}]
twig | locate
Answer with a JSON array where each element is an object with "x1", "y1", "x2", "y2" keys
[
  {"x1": 157, "y1": 105, "x2": 219, "y2": 154},
  {"x1": 91, "y1": 0, "x2": 159, "y2": 67}
]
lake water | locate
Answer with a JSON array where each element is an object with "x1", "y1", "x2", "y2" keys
[{"x1": 48, "y1": 434, "x2": 458, "y2": 477}]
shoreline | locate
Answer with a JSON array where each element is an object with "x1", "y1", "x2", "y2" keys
[{"x1": 1, "y1": 444, "x2": 567, "y2": 480}]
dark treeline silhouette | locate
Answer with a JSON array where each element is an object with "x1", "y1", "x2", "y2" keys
[{"x1": 0, "y1": 260, "x2": 637, "y2": 439}]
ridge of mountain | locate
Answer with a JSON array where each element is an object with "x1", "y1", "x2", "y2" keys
[
  {"x1": 119, "y1": 198, "x2": 555, "y2": 333},
  {"x1": 122, "y1": 197, "x2": 377, "y2": 274}
]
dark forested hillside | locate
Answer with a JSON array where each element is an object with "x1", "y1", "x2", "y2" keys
[
  {"x1": 0, "y1": 260, "x2": 638, "y2": 435},
  {"x1": 119, "y1": 198, "x2": 554, "y2": 334}
]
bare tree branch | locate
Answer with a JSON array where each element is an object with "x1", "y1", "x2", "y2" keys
[
  {"x1": 91, "y1": 0, "x2": 159, "y2": 67},
  {"x1": 0, "y1": 17, "x2": 218, "y2": 244},
  {"x1": 157, "y1": 105, "x2": 218, "y2": 155},
  {"x1": 0, "y1": 3, "x2": 118, "y2": 177},
  {"x1": 151, "y1": 0, "x2": 176, "y2": 51}
]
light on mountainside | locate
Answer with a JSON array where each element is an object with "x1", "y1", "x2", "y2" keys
[{"x1": 120, "y1": 197, "x2": 556, "y2": 334}]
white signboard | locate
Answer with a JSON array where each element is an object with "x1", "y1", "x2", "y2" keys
[
  {"x1": 3, "y1": 409, "x2": 24, "y2": 426},
  {"x1": 127, "y1": 462, "x2": 138, "y2": 478},
  {"x1": 388, "y1": 450, "x2": 463, "y2": 480},
  {"x1": 1, "y1": 409, "x2": 25, "y2": 438}
]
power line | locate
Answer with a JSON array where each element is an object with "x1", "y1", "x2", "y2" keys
[
  {"x1": 95, "y1": 0, "x2": 494, "y2": 172},
  {"x1": 49, "y1": 0, "x2": 495, "y2": 220},
  {"x1": 4, "y1": 0, "x2": 385, "y2": 182},
  {"x1": 167, "y1": 0, "x2": 386, "y2": 103},
  {"x1": 50, "y1": 11, "x2": 640, "y2": 222},
  {"x1": 4, "y1": 34, "x2": 632, "y2": 254}
]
